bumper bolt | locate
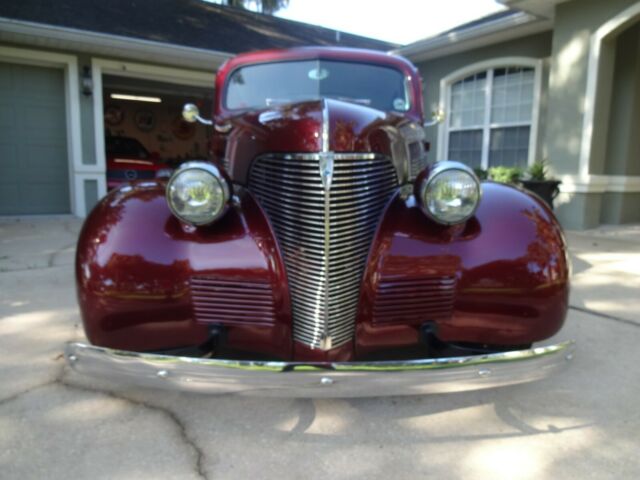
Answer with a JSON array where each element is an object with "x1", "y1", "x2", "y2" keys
[
  {"x1": 565, "y1": 353, "x2": 574, "y2": 361},
  {"x1": 157, "y1": 369, "x2": 169, "y2": 379},
  {"x1": 68, "y1": 355, "x2": 78, "y2": 363},
  {"x1": 478, "y1": 368, "x2": 492, "y2": 378}
]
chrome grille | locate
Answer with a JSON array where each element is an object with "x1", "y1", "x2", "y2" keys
[{"x1": 249, "y1": 153, "x2": 398, "y2": 349}]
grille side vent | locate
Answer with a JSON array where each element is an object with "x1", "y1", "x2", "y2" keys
[
  {"x1": 249, "y1": 153, "x2": 397, "y2": 349},
  {"x1": 372, "y1": 276, "x2": 457, "y2": 326},
  {"x1": 190, "y1": 276, "x2": 276, "y2": 327},
  {"x1": 408, "y1": 141, "x2": 427, "y2": 179}
]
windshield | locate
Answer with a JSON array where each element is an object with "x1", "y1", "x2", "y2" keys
[{"x1": 225, "y1": 60, "x2": 410, "y2": 113}]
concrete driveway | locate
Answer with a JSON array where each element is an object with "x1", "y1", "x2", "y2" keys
[{"x1": 1, "y1": 217, "x2": 639, "y2": 479}]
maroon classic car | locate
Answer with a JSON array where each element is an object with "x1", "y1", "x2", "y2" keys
[{"x1": 66, "y1": 48, "x2": 573, "y2": 397}]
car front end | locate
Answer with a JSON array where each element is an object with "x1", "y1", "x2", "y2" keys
[{"x1": 67, "y1": 48, "x2": 573, "y2": 397}]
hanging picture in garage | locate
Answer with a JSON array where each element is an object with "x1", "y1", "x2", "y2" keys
[
  {"x1": 104, "y1": 105, "x2": 124, "y2": 126},
  {"x1": 171, "y1": 115, "x2": 196, "y2": 140},
  {"x1": 134, "y1": 109, "x2": 155, "y2": 132}
]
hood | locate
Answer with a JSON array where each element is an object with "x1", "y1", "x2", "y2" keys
[{"x1": 219, "y1": 99, "x2": 410, "y2": 184}]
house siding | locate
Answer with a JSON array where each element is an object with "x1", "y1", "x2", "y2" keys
[
  {"x1": 416, "y1": 31, "x2": 553, "y2": 165},
  {"x1": 548, "y1": 0, "x2": 640, "y2": 176},
  {"x1": 549, "y1": 0, "x2": 640, "y2": 228},
  {"x1": 604, "y1": 22, "x2": 640, "y2": 177}
]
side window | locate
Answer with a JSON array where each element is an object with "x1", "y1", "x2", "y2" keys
[{"x1": 446, "y1": 66, "x2": 536, "y2": 169}]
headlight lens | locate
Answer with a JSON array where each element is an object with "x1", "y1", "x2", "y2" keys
[
  {"x1": 419, "y1": 162, "x2": 480, "y2": 225},
  {"x1": 166, "y1": 162, "x2": 230, "y2": 225}
]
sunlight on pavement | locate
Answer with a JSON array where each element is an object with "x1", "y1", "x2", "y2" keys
[{"x1": 465, "y1": 442, "x2": 545, "y2": 479}]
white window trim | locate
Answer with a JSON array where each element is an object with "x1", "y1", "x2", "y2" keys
[
  {"x1": 0, "y1": 45, "x2": 83, "y2": 216},
  {"x1": 437, "y1": 57, "x2": 543, "y2": 169},
  {"x1": 91, "y1": 58, "x2": 215, "y2": 201},
  {"x1": 559, "y1": 174, "x2": 640, "y2": 194}
]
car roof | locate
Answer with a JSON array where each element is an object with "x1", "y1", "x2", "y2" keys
[{"x1": 220, "y1": 47, "x2": 417, "y2": 77}]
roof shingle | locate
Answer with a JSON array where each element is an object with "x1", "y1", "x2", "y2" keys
[{"x1": 0, "y1": 0, "x2": 397, "y2": 53}]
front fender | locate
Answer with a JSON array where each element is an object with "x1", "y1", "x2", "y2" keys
[
  {"x1": 76, "y1": 181, "x2": 292, "y2": 358},
  {"x1": 357, "y1": 182, "x2": 570, "y2": 356}
]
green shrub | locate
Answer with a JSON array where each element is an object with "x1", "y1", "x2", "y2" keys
[
  {"x1": 473, "y1": 167, "x2": 488, "y2": 180},
  {"x1": 527, "y1": 160, "x2": 549, "y2": 181},
  {"x1": 488, "y1": 166, "x2": 523, "y2": 184}
]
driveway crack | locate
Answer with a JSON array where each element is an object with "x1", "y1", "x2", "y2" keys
[
  {"x1": 58, "y1": 378, "x2": 209, "y2": 480},
  {"x1": 0, "y1": 363, "x2": 66, "y2": 407},
  {"x1": 569, "y1": 305, "x2": 639, "y2": 328},
  {"x1": 1, "y1": 361, "x2": 210, "y2": 480},
  {"x1": 47, "y1": 242, "x2": 76, "y2": 268},
  {"x1": 0, "y1": 379, "x2": 59, "y2": 407}
]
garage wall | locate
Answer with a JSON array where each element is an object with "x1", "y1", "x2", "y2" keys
[{"x1": 104, "y1": 97, "x2": 209, "y2": 160}]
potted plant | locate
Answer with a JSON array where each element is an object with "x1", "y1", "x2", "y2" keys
[
  {"x1": 520, "y1": 160, "x2": 561, "y2": 209},
  {"x1": 487, "y1": 165, "x2": 523, "y2": 184}
]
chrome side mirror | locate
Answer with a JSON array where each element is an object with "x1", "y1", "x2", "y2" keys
[
  {"x1": 423, "y1": 109, "x2": 445, "y2": 128},
  {"x1": 182, "y1": 103, "x2": 212, "y2": 126}
]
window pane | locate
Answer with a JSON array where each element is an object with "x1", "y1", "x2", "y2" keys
[
  {"x1": 448, "y1": 130, "x2": 483, "y2": 168},
  {"x1": 449, "y1": 73, "x2": 485, "y2": 128},
  {"x1": 489, "y1": 126, "x2": 530, "y2": 168},
  {"x1": 447, "y1": 66, "x2": 536, "y2": 170},
  {"x1": 490, "y1": 67, "x2": 534, "y2": 124}
]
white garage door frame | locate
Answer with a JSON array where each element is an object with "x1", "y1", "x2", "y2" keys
[
  {"x1": 0, "y1": 45, "x2": 83, "y2": 216},
  {"x1": 91, "y1": 58, "x2": 215, "y2": 201}
]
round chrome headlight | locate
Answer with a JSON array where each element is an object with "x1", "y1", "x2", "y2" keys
[
  {"x1": 166, "y1": 162, "x2": 230, "y2": 226},
  {"x1": 418, "y1": 161, "x2": 481, "y2": 225}
]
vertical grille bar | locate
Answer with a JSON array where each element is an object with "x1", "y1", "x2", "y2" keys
[{"x1": 249, "y1": 153, "x2": 397, "y2": 349}]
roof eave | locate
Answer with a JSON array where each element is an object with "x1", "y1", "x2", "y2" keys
[
  {"x1": 393, "y1": 11, "x2": 553, "y2": 63},
  {"x1": 0, "y1": 17, "x2": 233, "y2": 70},
  {"x1": 497, "y1": 0, "x2": 569, "y2": 19}
]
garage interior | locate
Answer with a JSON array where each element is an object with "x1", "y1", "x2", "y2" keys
[{"x1": 101, "y1": 75, "x2": 213, "y2": 187}]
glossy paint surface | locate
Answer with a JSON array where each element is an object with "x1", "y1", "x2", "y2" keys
[
  {"x1": 216, "y1": 99, "x2": 406, "y2": 185},
  {"x1": 77, "y1": 179, "x2": 569, "y2": 360},
  {"x1": 357, "y1": 182, "x2": 570, "y2": 356},
  {"x1": 76, "y1": 47, "x2": 570, "y2": 362},
  {"x1": 210, "y1": 48, "x2": 424, "y2": 184},
  {"x1": 77, "y1": 181, "x2": 293, "y2": 359}
]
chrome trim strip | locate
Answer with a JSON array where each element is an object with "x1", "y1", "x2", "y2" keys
[
  {"x1": 320, "y1": 99, "x2": 332, "y2": 349},
  {"x1": 321, "y1": 98, "x2": 330, "y2": 154},
  {"x1": 65, "y1": 341, "x2": 575, "y2": 398},
  {"x1": 269, "y1": 153, "x2": 379, "y2": 161}
]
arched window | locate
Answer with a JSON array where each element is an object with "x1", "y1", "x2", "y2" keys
[{"x1": 439, "y1": 59, "x2": 542, "y2": 170}]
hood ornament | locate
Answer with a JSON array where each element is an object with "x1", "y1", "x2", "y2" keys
[
  {"x1": 319, "y1": 152, "x2": 335, "y2": 191},
  {"x1": 319, "y1": 98, "x2": 334, "y2": 192}
]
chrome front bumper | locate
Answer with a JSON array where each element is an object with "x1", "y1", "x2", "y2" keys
[{"x1": 65, "y1": 341, "x2": 574, "y2": 398}]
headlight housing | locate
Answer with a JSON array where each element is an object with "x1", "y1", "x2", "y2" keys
[
  {"x1": 166, "y1": 162, "x2": 230, "y2": 226},
  {"x1": 418, "y1": 161, "x2": 481, "y2": 225}
]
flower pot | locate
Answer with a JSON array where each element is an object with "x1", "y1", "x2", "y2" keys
[{"x1": 520, "y1": 180, "x2": 561, "y2": 209}]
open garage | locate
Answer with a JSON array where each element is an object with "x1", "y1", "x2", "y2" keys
[{"x1": 101, "y1": 75, "x2": 213, "y2": 189}]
